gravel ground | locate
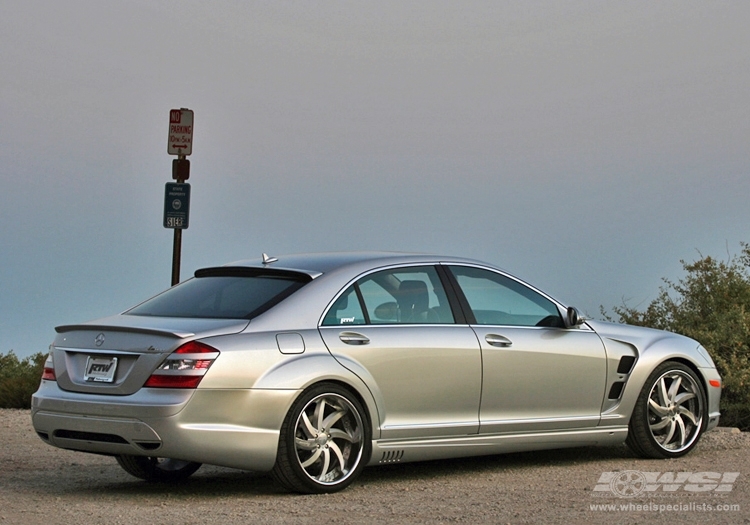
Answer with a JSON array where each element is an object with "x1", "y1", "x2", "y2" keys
[{"x1": 1, "y1": 409, "x2": 748, "y2": 524}]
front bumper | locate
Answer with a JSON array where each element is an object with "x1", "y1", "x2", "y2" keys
[{"x1": 703, "y1": 366, "x2": 722, "y2": 432}]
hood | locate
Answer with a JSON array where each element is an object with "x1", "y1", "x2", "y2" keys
[{"x1": 586, "y1": 319, "x2": 713, "y2": 365}]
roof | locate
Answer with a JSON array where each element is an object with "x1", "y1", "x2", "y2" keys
[{"x1": 223, "y1": 251, "x2": 452, "y2": 277}]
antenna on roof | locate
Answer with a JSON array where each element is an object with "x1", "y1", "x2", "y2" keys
[{"x1": 262, "y1": 253, "x2": 278, "y2": 264}]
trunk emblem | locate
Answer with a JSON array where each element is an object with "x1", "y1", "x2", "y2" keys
[{"x1": 94, "y1": 333, "x2": 106, "y2": 347}]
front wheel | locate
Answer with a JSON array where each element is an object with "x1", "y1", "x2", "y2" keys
[
  {"x1": 271, "y1": 383, "x2": 371, "y2": 493},
  {"x1": 116, "y1": 455, "x2": 202, "y2": 482},
  {"x1": 626, "y1": 361, "x2": 706, "y2": 458}
]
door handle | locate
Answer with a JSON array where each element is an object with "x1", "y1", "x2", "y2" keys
[
  {"x1": 485, "y1": 334, "x2": 512, "y2": 348},
  {"x1": 339, "y1": 332, "x2": 370, "y2": 345}
]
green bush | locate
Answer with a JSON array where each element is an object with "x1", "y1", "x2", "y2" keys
[
  {"x1": 0, "y1": 351, "x2": 46, "y2": 409},
  {"x1": 605, "y1": 245, "x2": 750, "y2": 431}
]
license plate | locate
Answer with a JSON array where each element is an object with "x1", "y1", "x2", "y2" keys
[{"x1": 84, "y1": 356, "x2": 118, "y2": 383}]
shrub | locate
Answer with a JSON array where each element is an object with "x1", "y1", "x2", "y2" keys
[
  {"x1": 0, "y1": 351, "x2": 46, "y2": 409},
  {"x1": 606, "y1": 245, "x2": 750, "y2": 430}
]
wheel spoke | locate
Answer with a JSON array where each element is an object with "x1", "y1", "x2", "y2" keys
[
  {"x1": 650, "y1": 416, "x2": 671, "y2": 431},
  {"x1": 676, "y1": 406, "x2": 698, "y2": 426},
  {"x1": 317, "y1": 448, "x2": 331, "y2": 481},
  {"x1": 321, "y1": 408, "x2": 346, "y2": 432},
  {"x1": 675, "y1": 416, "x2": 687, "y2": 447},
  {"x1": 313, "y1": 399, "x2": 326, "y2": 430},
  {"x1": 328, "y1": 441, "x2": 346, "y2": 472},
  {"x1": 667, "y1": 375, "x2": 682, "y2": 402},
  {"x1": 657, "y1": 377, "x2": 669, "y2": 406},
  {"x1": 300, "y1": 412, "x2": 317, "y2": 439},
  {"x1": 649, "y1": 397, "x2": 669, "y2": 416},
  {"x1": 674, "y1": 391, "x2": 696, "y2": 406},
  {"x1": 662, "y1": 419, "x2": 676, "y2": 445},
  {"x1": 295, "y1": 437, "x2": 318, "y2": 451},
  {"x1": 329, "y1": 428, "x2": 359, "y2": 443},
  {"x1": 300, "y1": 447, "x2": 322, "y2": 468}
]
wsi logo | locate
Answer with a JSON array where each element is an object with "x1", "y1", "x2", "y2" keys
[{"x1": 594, "y1": 471, "x2": 740, "y2": 497}]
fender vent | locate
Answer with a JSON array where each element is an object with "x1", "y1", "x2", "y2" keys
[
  {"x1": 608, "y1": 381, "x2": 625, "y2": 400},
  {"x1": 380, "y1": 450, "x2": 405, "y2": 463},
  {"x1": 617, "y1": 356, "x2": 636, "y2": 374}
]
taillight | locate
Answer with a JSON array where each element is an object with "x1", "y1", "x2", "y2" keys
[
  {"x1": 144, "y1": 341, "x2": 219, "y2": 389},
  {"x1": 41, "y1": 352, "x2": 56, "y2": 381}
]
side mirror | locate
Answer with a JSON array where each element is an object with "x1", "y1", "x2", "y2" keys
[{"x1": 564, "y1": 306, "x2": 585, "y2": 328}]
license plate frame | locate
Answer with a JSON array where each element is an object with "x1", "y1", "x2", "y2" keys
[{"x1": 84, "y1": 356, "x2": 118, "y2": 383}]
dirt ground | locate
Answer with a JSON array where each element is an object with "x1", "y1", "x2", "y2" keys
[{"x1": 1, "y1": 409, "x2": 748, "y2": 524}]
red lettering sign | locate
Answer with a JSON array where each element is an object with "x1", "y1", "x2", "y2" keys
[{"x1": 168, "y1": 109, "x2": 194, "y2": 156}]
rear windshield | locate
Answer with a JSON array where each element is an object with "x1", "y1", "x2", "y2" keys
[{"x1": 125, "y1": 267, "x2": 311, "y2": 319}]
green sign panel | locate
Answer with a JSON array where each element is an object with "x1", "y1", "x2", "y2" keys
[{"x1": 164, "y1": 182, "x2": 190, "y2": 229}]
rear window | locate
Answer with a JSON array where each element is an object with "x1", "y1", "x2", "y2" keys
[{"x1": 125, "y1": 267, "x2": 311, "y2": 319}]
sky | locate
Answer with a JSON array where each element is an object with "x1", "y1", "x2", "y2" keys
[{"x1": 2, "y1": 1, "x2": 750, "y2": 358}]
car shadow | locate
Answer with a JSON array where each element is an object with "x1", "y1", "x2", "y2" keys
[
  {"x1": 64, "y1": 444, "x2": 636, "y2": 497},
  {"x1": 359, "y1": 443, "x2": 635, "y2": 485}
]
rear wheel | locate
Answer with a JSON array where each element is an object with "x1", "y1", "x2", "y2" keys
[
  {"x1": 116, "y1": 455, "x2": 202, "y2": 482},
  {"x1": 626, "y1": 361, "x2": 706, "y2": 458},
  {"x1": 271, "y1": 383, "x2": 370, "y2": 493}
]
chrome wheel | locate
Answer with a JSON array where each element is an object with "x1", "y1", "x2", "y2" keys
[
  {"x1": 646, "y1": 369, "x2": 703, "y2": 452},
  {"x1": 294, "y1": 393, "x2": 364, "y2": 485},
  {"x1": 272, "y1": 383, "x2": 370, "y2": 493},
  {"x1": 626, "y1": 361, "x2": 706, "y2": 459}
]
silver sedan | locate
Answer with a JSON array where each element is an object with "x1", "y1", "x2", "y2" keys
[{"x1": 32, "y1": 252, "x2": 722, "y2": 493}]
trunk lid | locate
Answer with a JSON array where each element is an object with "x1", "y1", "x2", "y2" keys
[{"x1": 51, "y1": 315, "x2": 248, "y2": 395}]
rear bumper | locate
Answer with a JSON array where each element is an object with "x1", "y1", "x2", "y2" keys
[{"x1": 31, "y1": 381, "x2": 300, "y2": 472}]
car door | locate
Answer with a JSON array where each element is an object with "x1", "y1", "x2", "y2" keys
[
  {"x1": 319, "y1": 265, "x2": 482, "y2": 440},
  {"x1": 445, "y1": 265, "x2": 607, "y2": 434}
]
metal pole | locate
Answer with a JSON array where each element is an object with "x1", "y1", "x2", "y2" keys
[
  {"x1": 171, "y1": 228, "x2": 182, "y2": 286},
  {"x1": 171, "y1": 154, "x2": 186, "y2": 286}
]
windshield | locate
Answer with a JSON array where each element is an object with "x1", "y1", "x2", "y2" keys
[{"x1": 126, "y1": 268, "x2": 311, "y2": 319}]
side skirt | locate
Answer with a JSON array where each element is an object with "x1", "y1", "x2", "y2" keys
[{"x1": 367, "y1": 426, "x2": 628, "y2": 466}]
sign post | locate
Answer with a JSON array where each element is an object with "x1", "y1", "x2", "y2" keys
[{"x1": 165, "y1": 108, "x2": 193, "y2": 286}]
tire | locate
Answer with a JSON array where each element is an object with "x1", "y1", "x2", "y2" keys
[
  {"x1": 626, "y1": 361, "x2": 706, "y2": 459},
  {"x1": 115, "y1": 455, "x2": 202, "y2": 482},
  {"x1": 271, "y1": 382, "x2": 371, "y2": 494}
]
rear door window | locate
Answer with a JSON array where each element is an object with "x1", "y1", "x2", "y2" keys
[{"x1": 322, "y1": 266, "x2": 454, "y2": 325}]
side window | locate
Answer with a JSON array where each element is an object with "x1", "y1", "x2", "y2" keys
[
  {"x1": 358, "y1": 266, "x2": 454, "y2": 324},
  {"x1": 449, "y1": 266, "x2": 562, "y2": 327},
  {"x1": 321, "y1": 286, "x2": 366, "y2": 326}
]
